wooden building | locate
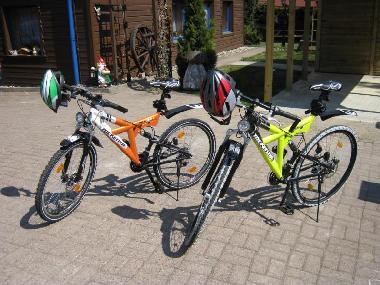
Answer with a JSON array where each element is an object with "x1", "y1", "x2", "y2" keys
[
  {"x1": 0, "y1": 0, "x2": 244, "y2": 86},
  {"x1": 316, "y1": 0, "x2": 380, "y2": 75}
]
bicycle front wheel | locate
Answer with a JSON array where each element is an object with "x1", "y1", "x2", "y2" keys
[
  {"x1": 153, "y1": 119, "x2": 216, "y2": 190},
  {"x1": 35, "y1": 142, "x2": 97, "y2": 223},
  {"x1": 291, "y1": 125, "x2": 357, "y2": 206},
  {"x1": 184, "y1": 143, "x2": 239, "y2": 248}
]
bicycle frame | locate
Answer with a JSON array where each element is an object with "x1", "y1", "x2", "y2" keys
[
  {"x1": 252, "y1": 114, "x2": 317, "y2": 179},
  {"x1": 89, "y1": 108, "x2": 161, "y2": 165}
]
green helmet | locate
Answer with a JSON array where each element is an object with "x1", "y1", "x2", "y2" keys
[{"x1": 40, "y1": 70, "x2": 63, "y2": 112}]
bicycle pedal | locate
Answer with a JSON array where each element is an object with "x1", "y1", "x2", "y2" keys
[{"x1": 279, "y1": 203, "x2": 294, "y2": 215}]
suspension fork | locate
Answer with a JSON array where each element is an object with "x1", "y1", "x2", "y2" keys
[{"x1": 75, "y1": 133, "x2": 93, "y2": 182}]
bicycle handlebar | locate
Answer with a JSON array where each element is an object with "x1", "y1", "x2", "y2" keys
[
  {"x1": 62, "y1": 84, "x2": 128, "y2": 113},
  {"x1": 238, "y1": 90, "x2": 300, "y2": 122},
  {"x1": 102, "y1": 99, "x2": 128, "y2": 113}
]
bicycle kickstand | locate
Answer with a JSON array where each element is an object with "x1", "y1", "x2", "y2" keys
[
  {"x1": 279, "y1": 182, "x2": 295, "y2": 215},
  {"x1": 316, "y1": 174, "x2": 322, "y2": 223},
  {"x1": 175, "y1": 160, "x2": 180, "y2": 201}
]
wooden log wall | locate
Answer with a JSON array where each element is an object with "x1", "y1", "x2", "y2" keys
[
  {"x1": 88, "y1": 0, "x2": 154, "y2": 76},
  {"x1": 373, "y1": 0, "x2": 380, "y2": 75},
  {"x1": 0, "y1": 0, "x2": 91, "y2": 85},
  {"x1": 318, "y1": 0, "x2": 375, "y2": 74}
]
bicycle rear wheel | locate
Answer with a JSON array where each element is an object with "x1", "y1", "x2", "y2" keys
[
  {"x1": 291, "y1": 125, "x2": 357, "y2": 206},
  {"x1": 35, "y1": 142, "x2": 97, "y2": 223},
  {"x1": 153, "y1": 119, "x2": 216, "y2": 190},
  {"x1": 184, "y1": 142, "x2": 241, "y2": 248}
]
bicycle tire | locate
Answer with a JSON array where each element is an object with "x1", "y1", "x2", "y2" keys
[
  {"x1": 291, "y1": 125, "x2": 357, "y2": 206},
  {"x1": 35, "y1": 141, "x2": 97, "y2": 223},
  {"x1": 153, "y1": 119, "x2": 216, "y2": 190},
  {"x1": 184, "y1": 142, "x2": 240, "y2": 248}
]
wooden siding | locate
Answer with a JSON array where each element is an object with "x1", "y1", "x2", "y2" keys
[
  {"x1": 318, "y1": 0, "x2": 375, "y2": 74},
  {"x1": 88, "y1": 0, "x2": 154, "y2": 75},
  {"x1": 0, "y1": 0, "x2": 91, "y2": 86},
  {"x1": 373, "y1": 0, "x2": 380, "y2": 75}
]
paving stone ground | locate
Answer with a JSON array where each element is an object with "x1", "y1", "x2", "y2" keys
[{"x1": 0, "y1": 87, "x2": 380, "y2": 285}]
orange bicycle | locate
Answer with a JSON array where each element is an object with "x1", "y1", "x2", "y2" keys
[{"x1": 35, "y1": 74, "x2": 215, "y2": 223}]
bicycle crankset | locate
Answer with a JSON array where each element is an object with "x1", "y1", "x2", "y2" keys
[{"x1": 268, "y1": 172, "x2": 281, "y2": 185}]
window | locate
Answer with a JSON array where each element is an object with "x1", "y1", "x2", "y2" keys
[
  {"x1": 222, "y1": 1, "x2": 233, "y2": 33},
  {"x1": 0, "y1": 6, "x2": 44, "y2": 56},
  {"x1": 172, "y1": 0, "x2": 213, "y2": 41},
  {"x1": 204, "y1": 2, "x2": 212, "y2": 30},
  {"x1": 172, "y1": 0, "x2": 186, "y2": 41}
]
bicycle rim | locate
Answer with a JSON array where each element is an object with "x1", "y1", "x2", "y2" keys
[
  {"x1": 40, "y1": 144, "x2": 94, "y2": 220},
  {"x1": 154, "y1": 120, "x2": 215, "y2": 189},
  {"x1": 293, "y1": 127, "x2": 357, "y2": 205}
]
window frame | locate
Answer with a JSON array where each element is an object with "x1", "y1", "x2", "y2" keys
[
  {"x1": 172, "y1": 0, "x2": 186, "y2": 42},
  {"x1": 222, "y1": 1, "x2": 233, "y2": 35},
  {"x1": 0, "y1": 4, "x2": 46, "y2": 57},
  {"x1": 204, "y1": 2, "x2": 213, "y2": 30}
]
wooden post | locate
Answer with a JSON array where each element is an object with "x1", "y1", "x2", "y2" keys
[
  {"x1": 370, "y1": 0, "x2": 379, "y2": 75},
  {"x1": 315, "y1": 0, "x2": 322, "y2": 71},
  {"x1": 110, "y1": 8, "x2": 119, "y2": 81},
  {"x1": 264, "y1": 0, "x2": 275, "y2": 102},
  {"x1": 86, "y1": 0, "x2": 96, "y2": 68},
  {"x1": 0, "y1": 7, "x2": 12, "y2": 53},
  {"x1": 286, "y1": 0, "x2": 296, "y2": 90},
  {"x1": 302, "y1": 0, "x2": 311, "y2": 80}
]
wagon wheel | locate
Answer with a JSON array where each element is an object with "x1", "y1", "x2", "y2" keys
[{"x1": 130, "y1": 26, "x2": 158, "y2": 73}]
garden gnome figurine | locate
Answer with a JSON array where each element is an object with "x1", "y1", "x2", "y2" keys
[{"x1": 97, "y1": 56, "x2": 111, "y2": 87}]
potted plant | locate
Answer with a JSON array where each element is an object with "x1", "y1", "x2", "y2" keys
[{"x1": 176, "y1": 0, "x2": 216, "y2": 89}]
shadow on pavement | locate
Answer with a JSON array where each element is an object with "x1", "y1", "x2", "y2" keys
[
  {"x1": 1, "y1": 186, "x2": 34, "y2": 198},
  {"x1": 127, "y1": 79, "x2": 155, "y2": 92},
  {"x1": 273, "y1": 73, "x2": 373, "y2": 115},
  {"x1": 358, "y1": 181, "x2": 380, "y2": 204},
  {"x1": 20, "y1": 206, "x2": 50, "y2": 229},
  {"x1": 109, "y1": 183, "x2": 297, "y2": 258},
  {"x1": 0, "y1": 186, "x2": 50, "y2": 229},
  {"x1": 90, "y1": 173, "x2": 156, "y2": 205}
]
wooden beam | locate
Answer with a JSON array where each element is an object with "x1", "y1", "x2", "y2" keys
[
  {"x1": 86, "y1": 0, "x2": 96, "y2": 68},
  {"x1": 302, "y1": 0, "x2": 311, "y2": 80},
  {"x1": 315, "y1": 0, "x2": 322, "y2": 71},
  {"x1": 264, "y1": 0, "x2": 275, "y2": 102},
  {"x1": 370, "y1": 0, "x2": 379, "y2": 75},
  {"x1": 0, "y1": 7, "x2": 12, "y2": 53},
  {"x1": 110, "y1": 8, "x2": 119, "y2": 81},
  {"x1": 286, "y1": 0, "x2": 296, "y2": 90}
]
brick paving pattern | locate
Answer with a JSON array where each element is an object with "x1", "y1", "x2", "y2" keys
[{"x1": 0, "y1": 88, "x2": 380, "y2": 285}]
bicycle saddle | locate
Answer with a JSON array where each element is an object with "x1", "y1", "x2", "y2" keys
[
  {"x1": 309, "y1": 81, "x2": 342, "y2": 92},
  {"x1": 150, "y1": 78, "x2": 180, "y2": 90}
]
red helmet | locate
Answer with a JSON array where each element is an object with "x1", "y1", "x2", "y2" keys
[{"x1": 200, "y1": 70, "x2": 237, "y2": 117}]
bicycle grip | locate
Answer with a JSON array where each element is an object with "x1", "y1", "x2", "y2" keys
[
  {"x1": 103, "y1": 100, "x2": 128, "y2": 113},
  {"x1": 274, "y1": 107, "x2": 300, "y2": 121},
  {"x1": 62, "y1": 83, "x2": 74, "y2": 92}
]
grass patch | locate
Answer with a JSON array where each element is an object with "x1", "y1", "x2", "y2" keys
[
  {"x1": 220, "y1": 65, "x2": 302, "y2": 100},
  {"x1": 242, "y1": 44, "x2": 315, "y2": 66}
]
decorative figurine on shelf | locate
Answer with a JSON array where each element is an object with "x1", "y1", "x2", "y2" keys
[{"x1": 97, "y1": 56, "x2": 112, "y2": 87}]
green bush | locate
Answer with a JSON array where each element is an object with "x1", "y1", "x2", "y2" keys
[
  {"x1": 176, "y1": 0, "x2": 217, "y2": 85},
  {"x1": 178, "y1": 0, "x2": 214, "y2": 54},
  {"x1": 244, "y1": 24, "x2": 262, "y2": 45}
]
